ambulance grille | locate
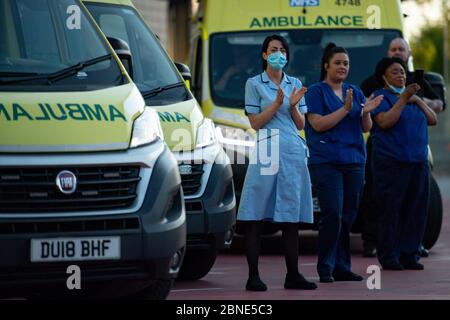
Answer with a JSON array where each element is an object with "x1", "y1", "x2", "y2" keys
[
  {"x1": 0, "y1": 218, "x2": 140, "y2": 234},
  {"x1": 179, "y1": 163, "x2": 204, "y2": 196},
  {"x1": 0, "y1": 166, "x2": 140, "y2": 213}
]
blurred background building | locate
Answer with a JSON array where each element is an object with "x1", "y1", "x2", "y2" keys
[{"x1": 132, "y1": 0, "x2": 192, "y2": 62}]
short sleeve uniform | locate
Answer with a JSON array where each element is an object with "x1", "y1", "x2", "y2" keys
[
  {"x1": 237, "y1": 71, "x2": 313, "y2": 224},
  {"x1": 371, "y1": 89, "x2": 428, "y2": 162},
  {"x1": 304, "y1": 82, "x2": 367, "y2": 165}
]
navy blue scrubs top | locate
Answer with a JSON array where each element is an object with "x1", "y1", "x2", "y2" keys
[
  {"x1": 305, "y1": 82, "x2": 366, "y2": 165},
  {"x1": 371, "y1": 88, "x2": 428, "y2": 163}
]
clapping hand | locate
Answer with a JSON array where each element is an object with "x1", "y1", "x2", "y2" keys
[
  {"x1": 274, "y1": 86, "x2": 284, "y2": 108},
  {"x1": 343, "y1": 89, "x2": 353, "y2": 112},
  {"x1": 290, "y1": 86, "x2": 308, "y2": 108},
  {"x1": 363, "y1": 94, "x2": 384, "y2": 114}
]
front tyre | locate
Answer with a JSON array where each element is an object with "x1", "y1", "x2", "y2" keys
[
  {"x1": 177, "y1": 247, "x2": 217, "y2": 281},
  {"x1": 423, "y1": 175, "x2": 443, "y2": 250}
]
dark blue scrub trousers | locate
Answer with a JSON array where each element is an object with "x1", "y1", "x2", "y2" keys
[
  {"x1": 309, "y1": 163, "x2": 365, "y2": 278},
  {"x1": 371, "y1": 153, "x2": 429, "y2": 266}
]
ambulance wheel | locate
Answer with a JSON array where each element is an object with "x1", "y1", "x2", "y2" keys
[
  {"x1": 423, "y1": 175, "x2": 443, "y2": 250},
  {"x1": 132, "y1": 279, "x2": 173, "y2": 300},
  {"x1": 177, "y1": 247, "x2": 217, "y2": 281}
]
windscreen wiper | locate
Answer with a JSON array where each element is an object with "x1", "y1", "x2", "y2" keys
[
  {"x1": 0, "y1": 72, "x2": 40, "y2": 77},
  {"x1": 0, "y1": 54, "x2": 112, "y2": 85},
  {"x1": 142, "y1": 82, "x2": 185, "y2": 99}
]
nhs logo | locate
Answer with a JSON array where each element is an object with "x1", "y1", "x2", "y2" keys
[{"x1": 289, "y1": 0, "x2": 320, "y2": 6}]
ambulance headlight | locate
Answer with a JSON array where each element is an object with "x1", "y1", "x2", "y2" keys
[
  {"x1": 130, "y1": 107, "x2": 164, "y2": 148},
  {"x1": 195, "y1": 118, "x2": 217, "y2": 148}
]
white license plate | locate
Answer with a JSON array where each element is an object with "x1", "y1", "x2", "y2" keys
[{"x1": 31, "y1": 237, "x2": 120, "y2": 262}]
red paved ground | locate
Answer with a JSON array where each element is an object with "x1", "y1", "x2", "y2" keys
[{"x1": 169, "y1": 177, "x2": 450, "y2": 300}]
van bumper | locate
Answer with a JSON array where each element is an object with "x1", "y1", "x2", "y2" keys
[
  {"x1": 184, "y1": 148, "x2": 236, "y2": 250},
  {"x1": 0, "y1": 145, "x2": 186, "y2": 296}
]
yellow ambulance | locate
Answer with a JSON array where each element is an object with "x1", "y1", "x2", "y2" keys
[
  {"x1": 0, "y1": 0, "x2": 185, "y2": 299},
  {"x1": 84, "y1": 0, "x2": 236, "y2": 280},
  {"x1": 190, "y1": 0, "x2": 444, "y2": 248}
]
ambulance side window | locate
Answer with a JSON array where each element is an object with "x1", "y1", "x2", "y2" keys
[
  {"x1": 192, "y1": 37, "x2": 203, "y2": 102},
  {"x1": 98, "y1": 14, "x2": 130, "y2": 47}
]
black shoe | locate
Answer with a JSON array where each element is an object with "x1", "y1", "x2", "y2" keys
[
  {"x1": 402, "y1": 262, "x2": 424, "y2": 270},
  {"x1": 246, "y1": 275, "x2": 267, "y2": 291},
  {"x1": 319, "y1": 276, "x2": 334, "y2": 283},
  {"x1": 363, "y1": 246, "x2": 377, "y2": 258},
  {"x1": 333, "y1": 271, "x2": 364, "y2": 281},
  {"x1": 382, "y1": 262, "x2": 404, "y2": 270},
  {"x1": 419, "y1": 246, "x2": 429, "y2": 258},
  {"x1": 284, "y1": 273, "x2": 317, "y2": 290}
]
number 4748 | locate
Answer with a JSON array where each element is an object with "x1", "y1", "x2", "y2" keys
[{"x1": 335, "y1": 0, "x2": 361, "y2": 6}]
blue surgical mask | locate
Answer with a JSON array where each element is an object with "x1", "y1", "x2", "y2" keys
[
  {"x1": 388, "y1": 84, "x2": 405, "y2": 95},
  {"x1": 384, "y1": 77, "x2": 405, "y2": 95},
  {"x1": 267, "y1": 51, "x2": 287, "y2": 70}
]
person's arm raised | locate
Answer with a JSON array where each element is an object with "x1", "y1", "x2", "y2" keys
[
  {"x1": 412, "y1": 95, "x2": 438, "y2": 126},
  {"x1": 290, "y1": 87, "x2": 307, "y2": 130},
  {"x1": 248, "y1": 86, "x2": 283, "y2": 130},
  {"x1": 306, "y1": 89, "x2": 353, "y2": 133},
  {"x1": 361, "y1": 94, "x2": 384, "y2": 133},
  {"x1": 423, "y1": 97, "x2": 444, "y2": 113},
  {"x1": 373, "y1": 84, "x2": 419, "y2": 130}
]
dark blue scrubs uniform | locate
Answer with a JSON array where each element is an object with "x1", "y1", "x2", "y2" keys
[
  {"x1": 371, "y1": 89, "x2": 430, "y2": 266},
  {"x1": 305, "y1": 82, "x2": 366, "y2": 278}
]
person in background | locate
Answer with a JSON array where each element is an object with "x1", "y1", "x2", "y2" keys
[
  {"x1": 215, "y1": 46, "x2": 257, "y2": 98},
  {"x1": 370, "y1": 57, "x2": 437, "y2": 270},
  {"x1": 361, "y1": 38, "x2": 443, "y2": 113},
  {"x1": 305, "y1": 43, "x2": 383, "y2": 283},
  {"x1": 359, "y1": 37, "x2": 444, "y2": 258},
  {"x1": 237, "y1": 34, "x2": 317, "y2": 291}
]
